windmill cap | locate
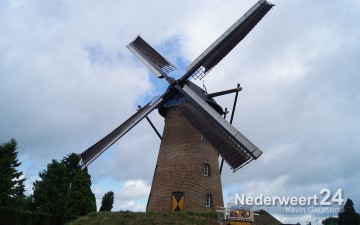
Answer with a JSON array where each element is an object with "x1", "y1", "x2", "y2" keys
[{"x1": 158, "y1": 81, "x2": 224, "y2": 117}]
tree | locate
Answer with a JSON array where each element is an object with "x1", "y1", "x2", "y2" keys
[
  {"x1": 63, "y1": 153, "x2": 96, "y2": 215},
  {"x1": 338, "y1": 198, "x2": 358, "y2": 225},
  {"x1": 322, "y1": 216, "x2": 338, "y2": 225},
  {"x1": 32, "y1": 159, "x2": 68, "y2": 214},
  {"x1": 67, "y1": 169, "x2": 96, "y2": 215},
  {"x1": 0, "y1": 139, "x2": 25, "y2": 208},
  {"x1": 99, "y1": 191, "x2": 114, "y2": 212},
  {"x1": 32, "y1": 153, "x2": 96, "y2": 215}
]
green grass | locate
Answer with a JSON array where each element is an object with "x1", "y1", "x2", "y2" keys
[{"x1": 66, "y1": 211, "x2": 220, "y2": 225}]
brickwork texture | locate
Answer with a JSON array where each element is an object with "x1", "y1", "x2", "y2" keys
[{"x1": 147, "y1": 106, "x2": 224, "y2": 212}]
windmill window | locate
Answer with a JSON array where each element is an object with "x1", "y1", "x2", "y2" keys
[
  {"x1": 205, "y1": 194, "x2": 212, "y2": 207},
  {"x1": 203, "y1": 163, "x2": 210, "y2": 176}
]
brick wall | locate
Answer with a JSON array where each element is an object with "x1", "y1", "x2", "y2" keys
[{"x1": 147, "y1": 106, "x2": 224, "y2": 212}]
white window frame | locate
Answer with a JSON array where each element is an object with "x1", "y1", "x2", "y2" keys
[
  {"x1": 203, "y1": 163, "x2": 210, "y2": 176},
  {"x1": 205, "y1": 194, "x2": 211, "y2": 207}
]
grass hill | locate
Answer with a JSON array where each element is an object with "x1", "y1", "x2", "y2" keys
[
  {"x1": 66, "y1": 211, "x2": 220, "y2": 225},
  {"x1": 66, "y1": 209, "x2": 282, "y2": 225}
]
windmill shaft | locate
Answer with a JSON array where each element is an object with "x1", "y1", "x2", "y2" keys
[
  {"x1": 230, "y1": 84, "x2": 241, "y2": 124},
  {"x1": 138, "y1": 105, "x2": 162, "y2": 140},
  {"x1": 219, "y1": 108, "x2": 228, "y2": 174},
  {"x1": 207, "y1": 87, "x2": 242, "y2": 98},
  {"x1": 145, "y1": 116, "x2": 162, "y2": 140},
  {"x1": 220, "y1": 158, "x2": 225, "y2": 174},
  {"x1": 220, "y1": 84, "x2": 241, "y2": 174}
]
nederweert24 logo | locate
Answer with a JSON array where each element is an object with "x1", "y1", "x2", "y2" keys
[{"x1": 235, "y1": 188, "x2": 344, "y2": 213}]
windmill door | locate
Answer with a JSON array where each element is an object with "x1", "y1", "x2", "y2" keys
[{"x1": 172, "y1": 192, "x2": 185, "y2": 211}]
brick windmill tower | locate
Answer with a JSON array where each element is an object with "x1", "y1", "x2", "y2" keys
[
  {"x1": 79, "y1": 0, "x2": 273, "y2": 212},
  {"x1": 146, "y1": 82, "x2": 225, "y2": 212}
]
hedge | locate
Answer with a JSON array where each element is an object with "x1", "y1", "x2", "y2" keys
[{"x1": 0, "y1": 207, "x2": 77, "y2": 225}]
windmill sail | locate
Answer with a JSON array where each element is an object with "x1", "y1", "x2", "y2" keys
[
  {"x1": 127, "y1": 36, "x2": 177, "y2": 78},
  {"x1": 176, "y1": 83, "x2": 262, "y2": 171},
  {"x1": 80, "y1": 97, "x2": 163, "y2": 169},
  {"x1": 80, "y1": 0, "x2": 273, "y2": 171},
  {"x1": 181, "y1": 0, "x2": 274, "y2": 81}
]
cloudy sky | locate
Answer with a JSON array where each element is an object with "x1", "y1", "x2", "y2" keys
[{"x1": 1, "y1": 0, "x2": 359, "y2": 223}]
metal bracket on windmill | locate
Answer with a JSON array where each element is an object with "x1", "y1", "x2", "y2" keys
[
  {"x1": 219, "y1": 83, "x2": 242, "y2": 174},
  {"x1": 137, "y1": 105, "x2": 162, "y2": 140}
]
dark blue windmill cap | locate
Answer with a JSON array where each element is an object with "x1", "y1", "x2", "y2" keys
[{"x1": 158, "y1": 81, "x2": 224, "y2": 117}]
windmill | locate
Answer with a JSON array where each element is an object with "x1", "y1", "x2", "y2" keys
[{"x1": 80, "y1": 0, "x2": 274, "y2": 212}]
